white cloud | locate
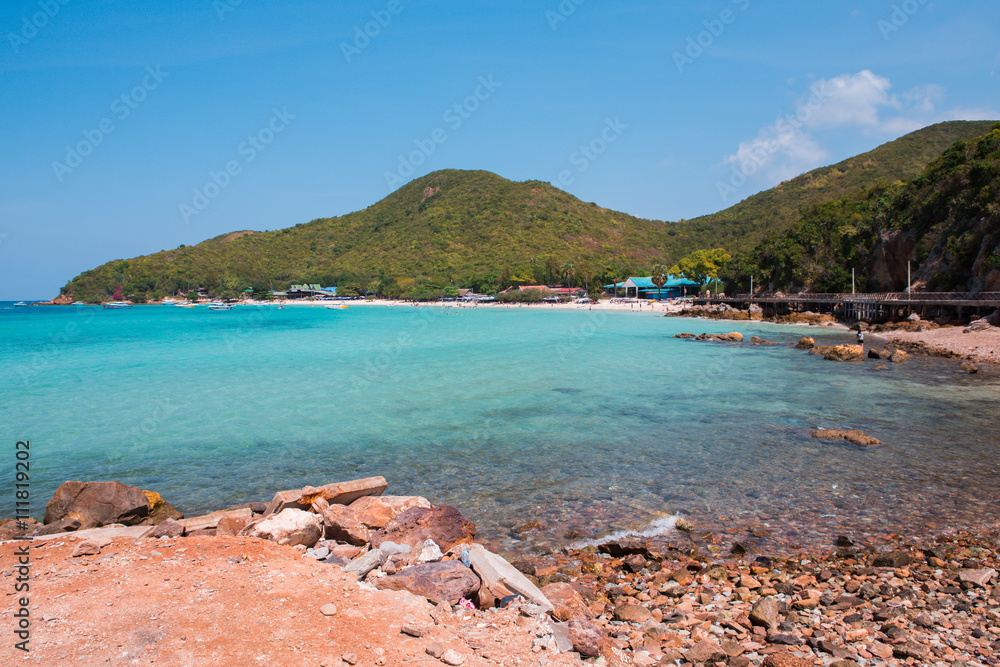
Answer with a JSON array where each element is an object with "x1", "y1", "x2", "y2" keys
[{"x1": 720, "y1": 70, "x2": 999, "y2": 195}]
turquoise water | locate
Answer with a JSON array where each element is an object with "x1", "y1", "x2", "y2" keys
[{"x1": 2, "y1": 301, "x2": 999, "y2": 553}]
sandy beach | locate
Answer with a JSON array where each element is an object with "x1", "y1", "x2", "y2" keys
[{"x1": 879, "y1": 326, "x2": 1000, "y2": 365}]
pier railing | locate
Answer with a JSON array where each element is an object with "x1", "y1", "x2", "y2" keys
[{"x1": 709, "y1": 292, "x2": 1000, "y2": 304}]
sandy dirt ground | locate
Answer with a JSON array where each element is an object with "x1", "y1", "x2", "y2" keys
[
  {"x1": 0, "y1": 536, "x2": 582, "y2": 667},
  {"x1": 880, "y1": 326, "x2": 1000, "y2": 365}
]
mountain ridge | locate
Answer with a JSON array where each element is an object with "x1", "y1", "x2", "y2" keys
[{"x1": 60, "y1": 120, "x2": 997, "y2": 301}]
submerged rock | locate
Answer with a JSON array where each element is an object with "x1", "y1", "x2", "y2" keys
[
  {"x1": 794, "y1": 337, "x2": 815, "y2": 350},
  {"x1": 811, "y1": 429, "x2": 881, "y2": 447}
]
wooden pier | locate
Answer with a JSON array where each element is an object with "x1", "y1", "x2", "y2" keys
[{"x1": 694, "y1": 291, "x2": 1000, "y2": 324}]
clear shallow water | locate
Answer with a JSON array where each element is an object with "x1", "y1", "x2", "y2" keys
[{"x1": 2, "y1": 301, "x2": 998, "y2": 554}]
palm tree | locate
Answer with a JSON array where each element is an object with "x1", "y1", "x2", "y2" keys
[
  {"x1": 650, "y1": 264, "x2": 669, "y2": 301},
  {"x1": 560, "y1": 263, "x2": 575, "y2": 298}
]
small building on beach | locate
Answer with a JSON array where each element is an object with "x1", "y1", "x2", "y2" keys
[{"x1": 606, "y1": 276, "x2": 701, "y2": 300}]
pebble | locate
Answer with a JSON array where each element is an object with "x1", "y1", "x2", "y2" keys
[
  {"x1": 440, "y1": 649, "x2": 466, "y2": 665},
  {"x1": 319, "y1": 603, "x2": 337, "y2": 617}
]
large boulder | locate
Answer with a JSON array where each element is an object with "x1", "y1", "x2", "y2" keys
[
  {"x1": 371, "y1": 505, "x2": 475, "y2": 552},
  {"x1": 464, "y1": 543, "x2": 553, "y2": 612},
  {"x1": 44, "y1": 481, "x2": 151, "y2": 529},
  {"x1": 794, "y1": 337, "x2": 815, "y2": 350},
  {"x1": 144, "y1": 490, "x2": 184, "y2": 524},
  {"x1": 249, "y1": 508, "x2": 322, "y2": 547},
  {"x1": 374, "y1": 560, "x2": 481, "y2": 605},
  {"x1": 541, "y1": 582, "x2": 590, "y2": 621},
  {"x1": 349, "y1": 495, "x2": 431, "y2": 530},
  {"x1": 312, "y1": 498, "x2": 370, "y2": 546},
  {"x1": 263, "y1": 476, "x2": 388, "y2": 516},
  {"x1": 811, "y1": 344, "x2": 863, "y2": 362}
]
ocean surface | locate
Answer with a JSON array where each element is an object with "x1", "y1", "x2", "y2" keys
[{"x1": 2, "y1": 301, "x2": 999, "y2": 554}]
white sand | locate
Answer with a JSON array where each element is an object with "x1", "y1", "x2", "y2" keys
[{"x1": 881, "y1": 326, "x2": 1000, "y2": 365}]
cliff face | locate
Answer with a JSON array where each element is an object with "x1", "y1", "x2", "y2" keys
[{"x1": 870, "y1": 229, "x2": 918, "y2": 291}]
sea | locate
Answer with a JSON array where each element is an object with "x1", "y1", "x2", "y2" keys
[{"x1": 2, "y1": 301, "x2": 998, "y2": 555}]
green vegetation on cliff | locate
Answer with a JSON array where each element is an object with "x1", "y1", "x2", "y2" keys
[{"x1": 724, "y1": 123, "x2": 1000, "y2": 293}]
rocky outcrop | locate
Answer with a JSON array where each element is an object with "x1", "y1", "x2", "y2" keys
[
  {"x1": 749, "y1": 336, "x2": 779, "y2": 345},
  {"x1": 794, "y1": 337, "x2": 815, "y2": 350},
  {"x1": 371, "y1": 505, "x2": 476, "y2": 553},
  {"x1": 44, "y1": 480, "x2": 152, "y2": 529},
  {"x1": 811, "y1": 429, "x2": 881, "y2": 447},
  {"x1": 374, "y1": 560, "x2": 481, "y2": 605},
  {"x1": 263, "y1": 476, "x2": 387, "y2": 516},
  {"x1": 312, "y1": 498, "x2": 371, "y2": 546},
  {"x1": 809, "y1": 344, "x2": 863, "y2": 361}
]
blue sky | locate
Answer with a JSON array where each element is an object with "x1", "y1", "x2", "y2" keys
[{"x1": 2, "y1": 0, "x2": 998, "y2": 300}]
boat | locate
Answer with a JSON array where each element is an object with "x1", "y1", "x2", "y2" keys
[
  {"x1": 208, "y1": 302, "x2": 234, "y2": 311},
  {"x1": 103, "y1": 301, "x2": 133, "y2": 309},
  {"x1": 14, "y1": 301, "x2": 28, "y2": 307},
  {"x1": 325, "y1": 304, "x2": 348, "y2": 310},
  {"x1": 173, "y1": 301, "x2": 195, "y2": 307},
  {"x1": 72, "y1": 301, "x2": 86, "y2": 306}
]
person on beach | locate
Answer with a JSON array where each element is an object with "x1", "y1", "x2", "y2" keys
[{"x1": 857, "y1": 330, "x2": 864, "y2": 347}]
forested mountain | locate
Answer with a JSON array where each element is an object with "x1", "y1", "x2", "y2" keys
[
  {"x1": 723, "y1": 122, "x2": 1000, "y2": 293},
  {"x1": 60, "y1": 121, "x2": 997, "y2": 301}
]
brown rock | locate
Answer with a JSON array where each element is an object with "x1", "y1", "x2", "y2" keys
[
  {"x1": 312, "y1": 498, "x2": 371, "y2": 546},
  {"x1": 44, "y1": 480, "x2": 151, "y2": 529},
  {"x1": 811, "y1": 429, "x2": 881, "y2": 447},
  {"x1": 749, "y1": 596, "x2": 782, "y2": 630},
  {"x1": 959, "y1": 568, "x2": 996, "y2": 588},
  {"x1": 216, "y1": 516, "x2": 248, "y2": 537},
  {"x1": 0, "y1": 517, "x2": 37, "y2": 540},
  {"x1": 147, "y1": 518, "x2": 184, "y2": 538},
  {"x1": 612, "y1": 603, "x2": 652, "y2": 623},
  {"x1": 348, "y1": 495, "x2": 426, "y2": 530},
  {"x1": 71, "y1": 540, "x2": 101, "y2": 557},
  {"x1": 872, "y1": 550, "x2": 910, "y2": 568},
  {"x1": 143, "y1": 490, "x2": 184, "y2": 524},
  {"x1": 762, "y1": 652, "x2": 813, "y2": 667},
  {"x1": 817, "y1": 344, "x2": 864, "y2": 362},
  {"x1": 541, "y1": 582, "x2": 590, "y2": 621},
  {"x1": 959, "y1": 361, "x2": 980, "y2": 374},
  {"x1": 795, "y1": 337, "x2": 815, "y2": 350},
  {"x1": 374, "y1": 560, "x2": 480, "y2": 605},
  {"x1": 889, "y1": 349, "x2": 908, "y2": 363},
  {"x1": 263, "y1": 476, "x2": 388, "y2": 516},
  {"x1": 622, "y1": 553, "x2": 646, "y2": 573},
  {"x1": 685, "y1": 639, "x2": 726, "y2": 664},
  {"x1": 567, "y1": 616, "x2": 603, "y2": 657},
  {"x1": 370, "y1": 505, "x2": 475, "y2": 553}
]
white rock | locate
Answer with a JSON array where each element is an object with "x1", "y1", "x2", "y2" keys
[
  {"x1": 249, "y1": 508, "x2": 322, "y2": 547},
  {"x1": 416, "y1": 539, "x2": 443, "y2": 563}
]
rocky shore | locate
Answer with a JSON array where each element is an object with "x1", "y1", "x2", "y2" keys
[{"x1": 3, "y1": 477, "x2": 999, "y2": 666}]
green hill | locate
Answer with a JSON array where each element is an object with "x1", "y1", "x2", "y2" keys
[
  {"x1": 687, "y1": 120, "x2": 997, "y2": 252},
  {"x1": 723, "y1": 122, "x2": 1000, "y2": 293},
  {"x1": 61, "y1": 121, "x2": 998, "y2": 301},
  {"x1": 63, "y1": 170, "x2": 698, "y2": 301}
]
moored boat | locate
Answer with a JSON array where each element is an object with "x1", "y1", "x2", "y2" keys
[
  {"x1": 103, "y1": 301, "x2": 133, "y2": 309},
  {"x1": 208, "y1": 302, "x2": 233, "y2": 311},
  {"x1": 14, "y1": 301, "x2": 28, "y2": 307}
]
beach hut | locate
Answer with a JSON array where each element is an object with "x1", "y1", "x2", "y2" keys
[{"x1": 620, "y1": 276, "x2": 700, "y2": 300}]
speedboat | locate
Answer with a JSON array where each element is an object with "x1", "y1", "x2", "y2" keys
[
  {"x1": 325, "y1": 304, "x2": 348, "y2": 310},
  {"x1": 208, "y1": 302, "x2": 233, "y2": 311},
  {"x1": 14, "y1": 301, "x2": 28, "y2": 307},
  {"x1": 103, "y1": 301, "x2": 132, "y2": 309},
  {"x1": 72, "y1": 301, "x2": 86, "y2": 306}
]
